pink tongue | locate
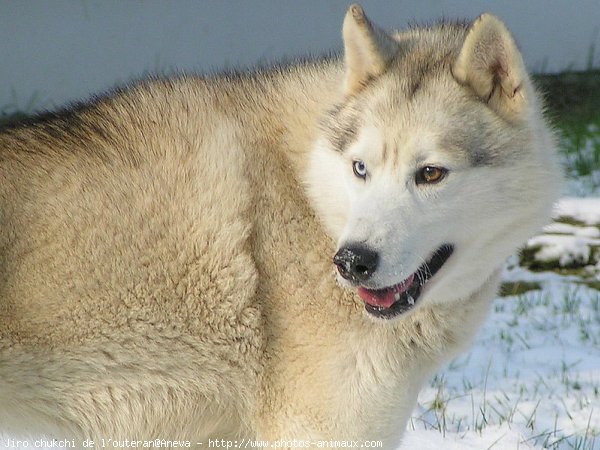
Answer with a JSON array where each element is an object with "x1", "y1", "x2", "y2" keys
[{"x1": 357, "y1": 273, "x2": 415, "y2": 308}]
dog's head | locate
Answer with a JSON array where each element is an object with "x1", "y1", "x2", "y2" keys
[{"x1": 305, "y1": 5, "x2": 561, "y2": 320}]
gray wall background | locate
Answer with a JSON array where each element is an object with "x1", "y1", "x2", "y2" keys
[{"x1": 1, "y1": 0, "x2": 599, "y2": 114}]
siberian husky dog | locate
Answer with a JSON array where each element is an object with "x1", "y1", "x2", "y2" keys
[{"x1": 0, "y1": 4, "x2": 560, "y2": 449}]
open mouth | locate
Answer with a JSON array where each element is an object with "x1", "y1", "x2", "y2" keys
[{"x1": 358, "y1": 244, "x2": 454, "y2": 319}]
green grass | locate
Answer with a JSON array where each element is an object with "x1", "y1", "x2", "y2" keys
[
  {"x1": 498, "y1": 281, "x2": 543, "y2": 297},
  {"x1": 535, "y1": 70, "x2": 600, "y2": 182},
  {"x1": 535, "y1": 70, "x2": 600, "y2": 129}
]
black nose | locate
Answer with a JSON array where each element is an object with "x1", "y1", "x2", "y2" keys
[{"x1": 333, "y1": 244, "x2": 379, "y2": 282}]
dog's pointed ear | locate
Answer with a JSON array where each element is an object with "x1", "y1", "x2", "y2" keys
[
  {"x1": 342, "y1": 4, "x2": 400, "y2": 95},
  {"x1": 453, "y1": 14, "x2": 529, "y2": 120}
]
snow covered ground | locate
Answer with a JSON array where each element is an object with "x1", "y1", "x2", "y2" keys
[
  {"x1": 2, "y1": 141, "x2": 600, "y2": 449},
  {"x1": 403, "y1": 254, "x2": 600, "y2": 449}
]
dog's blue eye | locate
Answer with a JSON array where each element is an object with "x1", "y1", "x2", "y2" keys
[{"x1": 353, "y1": 160, "x2": 367, "y2": 179}]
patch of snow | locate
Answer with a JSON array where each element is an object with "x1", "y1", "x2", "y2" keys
[
  {"x1": 527, "y1": 234, "x2": 598, "y2": 267},
  {"x1": 401, "y1": 424, "x2": 539, "y2": 449},
  {"x1": 554, "y1": 197, "x2": 600, "y2": 224},
  {"x1": 543, "y1": 222, "x2": 600, "y2": 239}
]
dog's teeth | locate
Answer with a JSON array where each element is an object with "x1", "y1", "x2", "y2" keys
[
  {"x1": 407, "y1": 295, "x2": 415, "y2": 306},
  {"x1": 394, "y1": 292, "x2": 401, "y2": 301}
]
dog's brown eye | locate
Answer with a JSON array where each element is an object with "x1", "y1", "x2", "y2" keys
[{"x1": 416, "y1": 166, "x2": 447, "y2": 185}]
